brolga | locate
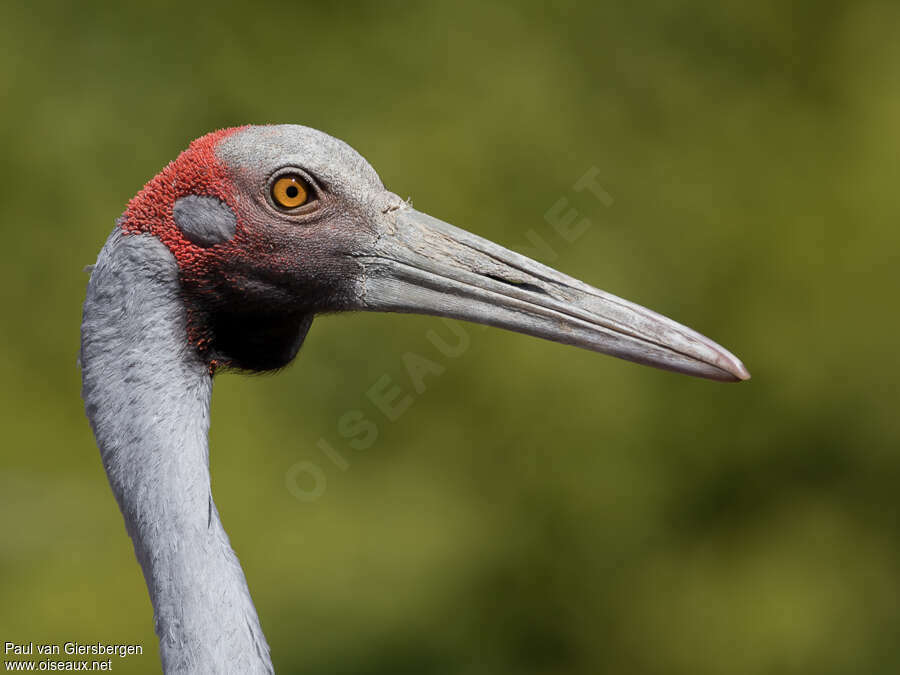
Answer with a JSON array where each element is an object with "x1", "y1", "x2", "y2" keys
[{"x1": 81, "y1": 125, "x2": 749, "y2": 673}]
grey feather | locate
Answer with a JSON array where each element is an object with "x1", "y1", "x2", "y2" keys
[
  {"x1": 173, "y1": 195, "x2": 237, "y2": 247},
  {"x1": 81, "y1": 229, "x2": 272, "y2": 674}
]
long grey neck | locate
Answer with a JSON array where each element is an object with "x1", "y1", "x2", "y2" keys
[{"x1": 81, "y1": 229, "x2": 273, "y2": 674}]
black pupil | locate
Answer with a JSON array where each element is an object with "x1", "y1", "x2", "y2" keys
[{"x1": 285, "y1": 184, "x2": 299, "y2": 199}]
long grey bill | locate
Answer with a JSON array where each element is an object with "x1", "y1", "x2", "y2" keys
[{"x1": 356, "y1": 207, "x2": 749, "y2": 382}]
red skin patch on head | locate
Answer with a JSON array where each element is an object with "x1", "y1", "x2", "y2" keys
[
  {"x1": 120, "y1": 126, "x2": 249, "y2": 360},
  {"x1": 119, "y1": 125, "x2": 334, "y2": 372},
  {"x1": 120, "y1": 126, "x2": 247, "y2": 267}
]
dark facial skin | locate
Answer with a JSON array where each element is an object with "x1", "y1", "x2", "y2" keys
[
  {"x1": 161, "y1": 126, "x2": 403, "y2": 372},
  {"x1": 180, "y1": 179, "x2": 372, "y2": 372}
]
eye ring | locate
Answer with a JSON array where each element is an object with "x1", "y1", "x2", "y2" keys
[{"x1": 271, "y1": 174, "x2": 312, "y2": 209}]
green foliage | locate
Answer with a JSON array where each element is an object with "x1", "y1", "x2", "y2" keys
[{"x1": 1, "y1": 1, "x2": 897, "y2": 672}]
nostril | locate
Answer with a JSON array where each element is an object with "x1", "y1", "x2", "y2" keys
[{"x1": 483, "y1": 273, "x2": 548, "y2": 296}]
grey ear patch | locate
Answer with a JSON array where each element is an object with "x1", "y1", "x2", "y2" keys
[{"x1": 173, "y1": 195, "x2": 237, "y2": 247}]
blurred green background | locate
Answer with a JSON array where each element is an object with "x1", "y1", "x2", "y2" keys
[{"x1": 1, "y1": 1, "x2": 898, "y2": 673}]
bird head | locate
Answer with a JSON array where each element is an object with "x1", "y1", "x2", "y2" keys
[{"x1": 120, "y1": 124, "x2": 748, "y2": 380}]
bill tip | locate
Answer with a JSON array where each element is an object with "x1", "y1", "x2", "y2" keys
[{"x1": 731, "y1": 360, "x2": 751, "y2": 381}]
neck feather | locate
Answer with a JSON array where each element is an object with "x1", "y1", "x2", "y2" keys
[{"x1": 81, "y1": 228, "x2": 273, "y2": 674}]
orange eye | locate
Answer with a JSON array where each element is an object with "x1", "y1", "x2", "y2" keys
[{"x1": 271, "y1": 175, "x2": 310, "y2": 209}]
